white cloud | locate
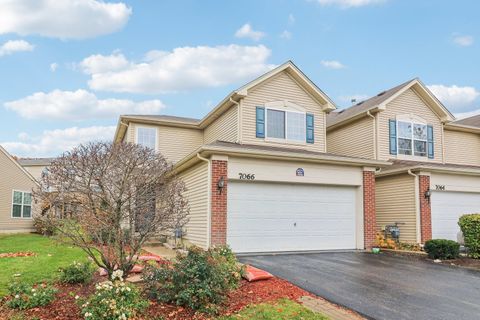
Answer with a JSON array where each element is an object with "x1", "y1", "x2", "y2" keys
[
  {"x1": 454, "y1": 109, "x2": 480, "y2": 119},
  {"x1": 321, "y1": 60, "x2": 346, "y2": 69},
  {"x1": 280, "y1": 30, "x2": 292, "y2": 40},
  {"x1": 0, "y1": 0, "x2": 131, "y2": 39},
  {"x1": 453, "y1": 34, "x2": 474, "y2": 47},
  {"x1": 80, "y1": 52, "x2": 129, "y2": 74},
  {"x1": 50, "y1": 62, "x2": 58, "y2": 72},
  {"x1": 0, "y1": 40, "x2": 34, "y2": 57},
  {"x1": 82, "y1": 45, "x2": 275, "y2": 94},
  {"x1": 235, "y1": 24, "x2": 266, "y2": 41},
  {"x1": 313, "y1": 0, "x2": 385, "y2": 8},
  {"x1": 288, "y1": 14, "x2": 295, "y2": 25},
  {"x1": 5, "y1": 89, "x2": 165, "y2": 121},
  {"x1": 1, "y1": 126, "x2": 116, "y2": 157},
  {"x1": 427, "y1": 84, "x2": 479, "y2": 109}
]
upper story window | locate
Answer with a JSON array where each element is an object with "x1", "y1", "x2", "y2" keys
[
  {"x1": 256, "y1": 101, "x2": 314, "y2": 144},
  {"x1": 389, "y1": 115, "x2": 434, "y2": 159},
  {"x1": 12, "y1": 190, "x2": 32, "y2": 219},
  {"x1": 136, "y1": 127, "x2": 157, "y2": 150}
]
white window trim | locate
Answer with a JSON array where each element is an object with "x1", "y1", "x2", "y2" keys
[
  {"x1": 264, "y1": 104, "x2": 307, "y2": 145},
  {"x1": 396, "y1": 115, "x2": 429, "y2": 160},
  {"x1": 135, "y1": 126, "x2": 158, "y2": 151},
  {"x1": 11, "y1": 190, "x2": 32, "y2": 219}
]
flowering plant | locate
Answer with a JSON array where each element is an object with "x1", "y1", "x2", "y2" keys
[
  {"x1": 79, "y1": 270, "x2": 147, "y2": 320},
  {"x1": 59, "y1": 261, "x2": 95, "y2": 284},
  {"x1": 7, "y1": 282, "x2": 57, "y2": 310}
]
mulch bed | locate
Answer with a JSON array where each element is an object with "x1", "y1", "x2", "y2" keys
[
  {"x1": 0, "y1": 276, "x2": 314, "y2": 320},
  {"x1": 0, "y1": 252, "x2": 36, "y2": 258}
]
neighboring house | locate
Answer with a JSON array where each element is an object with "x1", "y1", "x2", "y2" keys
[
  {"x1": 327, "y1": 78, "x2": 480, "y2": 244},
  {"x1": 17, "y1": 158, "x2": 53, "y2": 181},
  {"x1": 114, "y1": 61, "x2": 389, "y2": 253},
  {"x1": 0, "y1": 146, "x2": 38, "y2": 232}
]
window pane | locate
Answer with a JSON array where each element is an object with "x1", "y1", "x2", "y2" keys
[
  {"x1": 414, "y1": 140, "x2": 427, "y2": 157},
  {"x1": 137, "y1": 128, "x2": 156, "y2": 150},
  {"x1": 23, "y1": 206, "x2": 31, "y2": 218},
  {"x1": 23, "y1": 193, "x2": 32, "y2": 205},
  {"x1": 286, "y1": 112, "x2": 306, "y2": 142},
  {"x1": 12, "y1": 204, "x2": 22, "y2": 217},
  {"x1": 398, "y1": 121, "x2": 412, "y2": 138},
  {"x1": 398, "y1": 138, "x2": 412, "y2": 155},
  {"x1": 13, "y1": 191, "x2": 22, "y2": 204},
  {"x1": 413, "y1": 124, "x2": 427, "y2": 140},
  {"x1": 266, "y1": 109, "x2": 285, "y2": 139}
]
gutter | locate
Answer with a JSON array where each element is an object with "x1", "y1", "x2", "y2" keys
[
  {"x1": 407, "y1": 169, "x2": 422, "y2": 244},
  {"x1": 196, "y1": 153, "x2": 212, "y2": 249}
]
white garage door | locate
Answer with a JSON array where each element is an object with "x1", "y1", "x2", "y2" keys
[
  {"x1": 431, "y1": 191, "x2": 480, "y2": 242},
  {"x1": 227, "y1": 181, "x2": 357, "y2": 253}
]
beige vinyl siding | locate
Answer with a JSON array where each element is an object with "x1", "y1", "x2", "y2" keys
[
  {"x1": 378, "y1": 88, "x2": 443, "y2": 162},
  {"x1": 204, "y1": 105, "x2": 238, "y2": 144},
  {"x1": 22, "y1": 165, "x2": 45, "y2": 181},
  {"x1": 178, "y1": 162, "x2": 209, "y2": 248},
  {"x1": 0, "y1": 150, "x2": 37, "y2": 232},
  {"x1": 241, "y1": 71, "x2": 326, "y2": 152},
  {"x1": 444, "y1": 129, "x2": 480, "y2": 166},
  {"x1": 128, "y1": 122, "x2": 203, "y2": 164},
  {"x1": 376, "y1": 174, "x2": 417, "y2": 242},
  {"x1": 327, "y1": 117, "x2": 374, "y2": 159}
]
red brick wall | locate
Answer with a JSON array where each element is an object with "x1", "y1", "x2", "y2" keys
[
  {"x1": 211, "y1": 160, "x2": 228, "y2": 246},
  {"x1": 419, "y1": 175, "x2": 432, "y2": 243},
  {"x1": 363, "y1": 171, "x2": 376, "y2": 249}
]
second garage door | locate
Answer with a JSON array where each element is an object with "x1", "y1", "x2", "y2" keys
[
  {"x1": 431, "y1": 191, "x2": 480, "y2": 242},
  {"x1": 227, "y1": 181, "x2": 357, "y2": 253}
]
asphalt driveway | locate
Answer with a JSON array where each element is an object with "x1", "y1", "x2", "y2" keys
[{"x1": 240, "y1": 252, "x2": 480, "y2": 320}]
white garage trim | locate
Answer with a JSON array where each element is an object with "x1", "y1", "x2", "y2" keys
[{"x1": 227, "y1": 181, "x2": 358, "y2": 253}]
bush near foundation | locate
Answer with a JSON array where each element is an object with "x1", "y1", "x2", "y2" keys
[
  {"x1": 459, "y1": 214, "x2": 480, "y2": 258},
  {"x1": 424, "y1": 239, "x2": 460, "y2": 260}
]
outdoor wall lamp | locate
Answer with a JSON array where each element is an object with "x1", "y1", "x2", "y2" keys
[
  {"x1": 424, "y1": 189, "x2": 431, "y2": 202},
  {"x1": 217, "y1": 176, "x2": 225, "y2": 194}
]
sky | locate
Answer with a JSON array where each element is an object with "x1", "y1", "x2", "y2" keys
[{"x1": 0, "y1": 0, "x2": 479, "y2": 157}]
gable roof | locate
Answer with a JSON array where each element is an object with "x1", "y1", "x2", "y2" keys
[
  {"x1": 444, "y1": 114, "x2": 480, "y2": 134},
  {"x1": 327, "y1": 78, "x2": 455, "y2": 130},
  {"x1": 451, "y1": 114, "x2": 480, "y2": 128},
  {"x1": 17, "y1": 158, "x2": 55, "y2": 166},
  {"x1": 115, "y1": 61, "x2": 336, "y2": 141},
  {"x1": 0, "y1": 145, "x2": 39, "y2": 185}
]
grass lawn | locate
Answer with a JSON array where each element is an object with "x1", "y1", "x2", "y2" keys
[
  {"x1": 0, "y1": 233, "x2": 88, "y2": 297},
  {"x1": 220, "y1": 299, "x2": 330, "y2": 320}
]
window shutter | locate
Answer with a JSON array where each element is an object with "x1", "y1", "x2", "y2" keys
[
  {"x1": 427, "y1": 125, "x2": 434, "y2": 159},
  {"x1": 306, "y1": 113, "x2": 314, "y2": 143},
  {"x1": 256, "y1": 107, "x2": 265, "y2": 138},
  {"x1": 389, "y1": 119, "x2": 397, "y2": 155}
]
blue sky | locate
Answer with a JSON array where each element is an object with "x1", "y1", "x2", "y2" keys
[{"x1": 0, "y1": 0, "x2": 479, "y2": 157}]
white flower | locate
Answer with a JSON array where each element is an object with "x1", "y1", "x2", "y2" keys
[
  {"x1": 111, "y1": 270, "x2": 124, "y2": 281},
  {"x1": 14, "y1": 294, "x2": 20, "y2": 299},
  {"x1": 84, "y1": 312, "x2": 92, "y2": 317},
  {"x1": 33, "y1": 293, "x2": 37, "y2": 296},
  {"x1": 31, "y1": 288, "x2": 36, "y2": 292},
  {"x1": 75, "y1": 295, "x2": 80, "y2": 300}
]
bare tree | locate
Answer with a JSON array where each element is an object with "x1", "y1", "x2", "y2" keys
[{"x1": 33, "y1": 142, "x2": 189, "y2": 276}]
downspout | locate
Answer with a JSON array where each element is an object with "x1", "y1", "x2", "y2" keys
[
  {"x1": 197, "y1": 153, "x2": 212, "y2": 248},
  {"x1": 367, "y1": 111, "x2": 377, "y2": 159},
  {"x1": 229, "y1": 97, "x2": 241, "y2": 143},
  {"x1": 408, "y1": 169, "x2": 422, "y2": 243},
  {"x1": 441, "y1": 122, "x2": 446, "y2": 163}
]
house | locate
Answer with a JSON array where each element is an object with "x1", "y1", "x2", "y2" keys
[
  {"x1": 327, "y1": 78, "x2": 480, "y2": 244},
  {"x1": 0, "y1": 146, "x2": 39, "y2": 233},
  {"x1": 114, "y1": 61, "x2": 389, "y2": 253},
  {"x1": 17, "y1": 158, "x2": 53, "y2": 181}
]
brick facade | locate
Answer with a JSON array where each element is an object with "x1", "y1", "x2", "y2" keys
[
  {"x1": 419, "y1": 175, "x2": 432, "y2": 243},
  {"x1": 363, "y1": 171, "x2": 376, "y2": 249},
  {"x1": 210, "y1": 160, "x2": 228, "y2": 246}
]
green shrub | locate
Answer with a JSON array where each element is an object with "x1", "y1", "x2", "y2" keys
[
  {"x1": 7, "y1": 282, "x2": 57, "y2": 310},
  {"x1": 59, "y1": 261, "x2": 95, "y2": 284},
  {"x1": 79, "y1": 270, "x2": 147, "y2": 320},
  {"x1": 143, "y1": 246, "x2": 244, "y2": 314},
  {"x1": 458, "y1": 214, "x2": 480, "y2": 258},
  {"x1": 424, "y1": 239, "x2": 460, "y2": 260},
  {"x1": 33, "y1": 216, "x2": 57, "y2": 236}
]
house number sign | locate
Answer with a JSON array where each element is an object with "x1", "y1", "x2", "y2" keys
[
  {"x1": 238, "y1": 173, "x2": 255, "y2": 180},
  {"x1": 435, "y1": 184, "x2": 446, "y2": 191}
]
